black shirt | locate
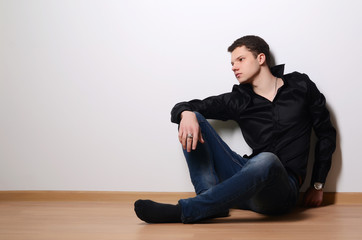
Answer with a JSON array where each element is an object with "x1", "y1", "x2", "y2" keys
[{"x1": 171, "y1": 64, "x2": 336, "y2": 186}]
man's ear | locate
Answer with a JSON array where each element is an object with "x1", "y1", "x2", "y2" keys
[{"x1": 257, "y1": 53, "x2": 266, "y2": 66}]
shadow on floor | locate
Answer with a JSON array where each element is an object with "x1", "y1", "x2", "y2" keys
[{"x1": 197, "y1": 207, "x2": 317, "y2": 224}]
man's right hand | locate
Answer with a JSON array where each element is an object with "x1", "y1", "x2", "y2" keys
[{"x1": 178, "y1": 111, "x2": 205, "y2": 152}]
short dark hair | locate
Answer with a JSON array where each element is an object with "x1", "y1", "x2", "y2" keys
[{"x1": 228, "y1": 35, "x2": 271, "y2": 67}]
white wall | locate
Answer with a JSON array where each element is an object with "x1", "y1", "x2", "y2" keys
[{"x1": 0, "y1": 0, "x2": 361, "y2": 192}]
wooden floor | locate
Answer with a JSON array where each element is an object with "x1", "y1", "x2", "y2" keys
[{"x1": 1, "y1": 192, "x2": 362, "y2": 240}]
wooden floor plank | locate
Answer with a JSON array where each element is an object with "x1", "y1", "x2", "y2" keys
[{"x1": 0, "y1": 192, "x2": 362, "y2": 239}]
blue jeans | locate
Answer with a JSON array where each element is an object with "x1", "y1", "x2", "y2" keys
[{"x1": 178, "y1": 112, "x2": 299, "y2": 223}]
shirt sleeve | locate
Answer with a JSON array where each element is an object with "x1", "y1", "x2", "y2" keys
[
  {"x1": 170, "y1": 90, "x2": 242, "y2": 124},
  {"x1": 306, "y1": 76, "x2": 337, "y2": 185}
]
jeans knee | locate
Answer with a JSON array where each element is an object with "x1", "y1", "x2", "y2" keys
[
  {"x1": 257, "y1": 152, "x2": 279, "y2": 163},
  {"x1": 250, "y1": 152, "x2": 283, "y2": 176},
  {"x1": 194, "y1": 112, "x2": 206, "y2": 123}
]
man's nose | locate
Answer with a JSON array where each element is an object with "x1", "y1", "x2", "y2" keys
[{"x1": 232, "y1": 64, "x2": 238, "y2": 72}]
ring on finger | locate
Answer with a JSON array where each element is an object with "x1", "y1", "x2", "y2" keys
[{"x1": 187, "y1": 133, "x2": 193, "y2": 139}]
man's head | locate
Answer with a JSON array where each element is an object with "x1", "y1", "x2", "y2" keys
[{"x1": 228, "y1": 35, "x2": 271, "y2": 68}]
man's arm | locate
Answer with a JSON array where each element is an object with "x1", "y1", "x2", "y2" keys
[
  {"x1": 171, "y1": 89, "x2": 243, "y2": 124},
  {"x1": 302, "y1": 75, "x2": 337, "y2": 207},
  {"x1": 171, "y1": 94, "x2": 233, "y2": 152},
  {"x1": 171, "y1": 90, "x2": 243, "y2": 152}
]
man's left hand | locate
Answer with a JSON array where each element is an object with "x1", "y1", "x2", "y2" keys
[{"x1": 302, "y1": 186, "x2": 323, "y2": 207}]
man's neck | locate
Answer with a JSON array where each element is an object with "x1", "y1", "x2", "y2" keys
[{"x1": 251, "y1": 67, "x2": 279, "y2": 101}]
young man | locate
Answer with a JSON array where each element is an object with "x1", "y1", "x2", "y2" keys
[{"x1": 134, "y1": 35, "x2": 336, "y2": 223}]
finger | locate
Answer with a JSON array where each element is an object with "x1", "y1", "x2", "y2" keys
[
  {"x1": 178, "y1": 129, "x2": 182, "y2": 143},
  {"x1": 186, "y1": 135, "x2": 193, "y2": 152},
  {"x1": 178, "y1": 128, "x2": 184, "y2": 144},
  {"x1": 199, "y1": 130, "x2": 204, "y2": 144},
  {"x1": 305, "y1": 199, "x2": 317, "y2": 208},
  {"x1": 179, "y1": 131, "x2": 186, "y2": 149},
  {"x1": 312, "y1": 198, "x2": 322, "y2": 207},
  {"x1": 181, "y1": 132, "x2": 187, "y2": 150},
  {"x1": 192, "y1": 131, "x2": 199, "y2": 150}
]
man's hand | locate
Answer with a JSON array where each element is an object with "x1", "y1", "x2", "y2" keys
[
  {"x1": 303, "y1": 186, "x2": 324, "y2": 207},
  {"x1": 178, "y1": 111, "x2": 204, "y2": 152}
]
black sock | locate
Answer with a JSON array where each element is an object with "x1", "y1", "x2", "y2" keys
[{"x1": 134, "y1": 199, "x2": 182, "y2": 223}]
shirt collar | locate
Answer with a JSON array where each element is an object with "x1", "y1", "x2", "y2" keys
[
  {"x1": 238, "y1": 64, "x2": 286, "y2": 91},
  {"x1": 270, "y1": 64, "x2": 285, "y2": 78}
]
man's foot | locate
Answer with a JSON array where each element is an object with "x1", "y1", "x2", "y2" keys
[{"x1": 134, "y1": 199, "x2": 182, "y2": 223}]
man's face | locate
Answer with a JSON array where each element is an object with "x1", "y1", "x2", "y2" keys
[{"x1": 231, "y1": 46, "x2": 262, "y2": 84}]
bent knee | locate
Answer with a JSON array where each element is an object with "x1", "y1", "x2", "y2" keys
[
  {"x1": 254, "y1": 152, "x2": 280, "y2": 163},
  {"x1": 249, "y1": 152, "x2": 283, "y2": 173},
  {"x1": 193, "y1": 112, "x2": 206, "y2": 123},
  {"x1": 257, "y1": 152, "x2": 278, "y2": 160}
]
